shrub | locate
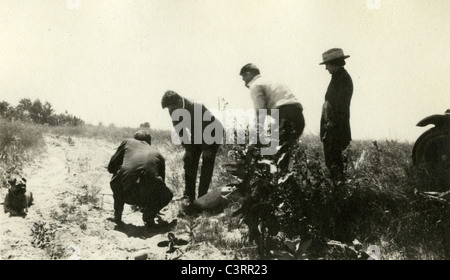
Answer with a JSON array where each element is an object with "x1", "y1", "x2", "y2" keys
[
  {"x1": 226, "y1": 134, "x2": 450, "y2": 259},
  {"x1": 31, "y1": 221, "x2": 66, "y2": 259},
  {"x1": 0, "y1": 118, "x2": 45, "y2": 187},
  {"x1": 43, "y1": 124, "x2": 172, "y2": 145}
]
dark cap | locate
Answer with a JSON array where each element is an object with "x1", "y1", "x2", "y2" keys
[{"x1": 239, "y1": 63, "x2": 260, "y2": 75}]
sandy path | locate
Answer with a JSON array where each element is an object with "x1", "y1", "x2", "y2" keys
[{"x1": 0, "y1": 134, "x2": 182, "y2": 260}]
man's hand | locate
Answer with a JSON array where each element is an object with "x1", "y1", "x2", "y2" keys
[
  {"x1": 326, "y1": 121, "x2": 336, "y2": 129},
  {"x1": 156, "y1": 176, "x2": 164, "y2": 184},
  {"x1": 321, "y1": 131, "x2": 327, "y2": 142}
]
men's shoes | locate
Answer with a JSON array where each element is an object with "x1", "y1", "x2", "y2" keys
[
  {"x1": 145, "y1": 218, "x2": 177, "y2": 229},
  {"x1": 179, "y1": 196, "x2": 201, "y2": 216},
  {"x1": 107, "y1": 215, "x2": 124, "y2": 227}
]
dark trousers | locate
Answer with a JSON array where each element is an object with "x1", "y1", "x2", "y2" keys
[
  {"x1": 323, "y1": 135, "x2": 345, "y2": 181},
  {"x1": 277, "y1": 104, "x2": 305, "y2": 148},
  {"x1": 274, "y1": 104, "x2": 305, "y2": 170},
  {"x1": 111, "y1": 176, "x2": 173, "y2": 224},
  {"x1": 183, "y1": 144, "x2": 219, "y2": 200}
]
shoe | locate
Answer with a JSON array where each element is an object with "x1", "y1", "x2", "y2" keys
[
  {"x1": 107, "y1": 217, "x2": 124, "y2": 228},
  {"x1": 145, "y1": 218, "x2": 177, "y2": 229},
  {"x1": 181, "y1": 196, "x2": 194, "y2": 205},
  {"x1": 144, "y1": 220, "x2": 156, "y2": 228},
  {"x1": 182, "y1": 201, "x2": 202, "y2": 216},
  {"x1": 107, "y1": 213, "x2": 123, "y2": 224},
  {"x1": 158, "y1": 218, "x2": 177, "y2": 229}
]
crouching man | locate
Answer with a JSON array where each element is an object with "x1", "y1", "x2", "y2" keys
[{"x1": 107, "y1": 130, "x2": 173, "y2": 228}]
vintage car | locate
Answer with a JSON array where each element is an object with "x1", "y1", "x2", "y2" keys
[{"x1": 412, "y1": 110, "x2": 450, "y2": 187}]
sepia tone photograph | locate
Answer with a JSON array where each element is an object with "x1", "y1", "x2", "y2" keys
[{"x1": 1, "y1": 0, "x2": 449, "y2": 262}]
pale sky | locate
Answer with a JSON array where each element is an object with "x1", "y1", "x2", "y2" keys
[{"x1": 1, "y1": 0, "x2": 449, "y2": 142}]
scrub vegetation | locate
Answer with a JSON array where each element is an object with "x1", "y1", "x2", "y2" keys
[{"x1": 1, "y1": 115, "x2": 449, "y2": 260}]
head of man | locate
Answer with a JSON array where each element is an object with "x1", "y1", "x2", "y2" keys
[
  {"x1": 134, "y1": 130, "x2": 152, "y2": 145},
  {"x1": 161, "y1": 90, "x2": 183, "y2": 113},
  {"x1": 325, "y1": 59, "x2": 346, "y2": 75},
  {"x1": 239, "y1": 63, "x2": 260, "y2": 87},
  {"x1": 320, "y1": 48, "x2": 350, "y2": 75}
]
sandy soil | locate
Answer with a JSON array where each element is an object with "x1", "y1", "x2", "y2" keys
[{"x1": 0, "y1": 134, "x2": 233, "y2": 260}]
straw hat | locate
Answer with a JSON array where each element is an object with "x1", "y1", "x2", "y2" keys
[{"x1": 319, "y1": 48, "x2": 350, "y2": 65}]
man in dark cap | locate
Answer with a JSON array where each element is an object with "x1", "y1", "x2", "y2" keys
[
  {"x1": 108, "y1": 130, "x2": 173, "y2": 227},
  {"x1": 239, "y1": 63, "x2": 305, "y2": 167},
  {"x1": 161, "y1": 90, "x2": 223, "y2": 210},
  {"x1": 319, "y1": 48, "x2": 354, "y2": 184}
]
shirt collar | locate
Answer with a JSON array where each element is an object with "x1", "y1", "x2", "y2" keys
[{"x1": 247, "y1": 74, "x2": 262, "y2": 87}]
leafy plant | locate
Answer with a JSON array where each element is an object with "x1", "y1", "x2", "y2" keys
[
  {"x1": 31, "y1": 221, "x2": 65, "y2": 259},
  {"x1": 225, "y1": 134, "x2": 450, "y2": 259},
  {"x1": 76, "y1": 184, "x2": 101, "y2": 206},
  {"x1": 31, "y1": 221, "x2": 57, "y2": 249},
  {"x1": 157, "y1": 232, "x2": 189, "y2": 253}
]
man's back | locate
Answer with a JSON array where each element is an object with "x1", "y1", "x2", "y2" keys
[
  {"x1": 109, "y1": 138, "x2": 165, "y2": 186},
  {"x1": 248, "y1": 75, "x2": 302, "y2": 110},
  {"x1": 170, "y1": 98, "x2": 223, "y2": 146}
]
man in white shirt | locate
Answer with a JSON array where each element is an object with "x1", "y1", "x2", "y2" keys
[{"x1": 239, "y1": 63, "x2": 305, "y2": 162}]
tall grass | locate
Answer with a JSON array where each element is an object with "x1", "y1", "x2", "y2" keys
[
  {"x1": 216, "y1": 131, "x2": 450, "y2": 259},
  {"x1": 42, "y1": 124, "x2": 173, "y2": 145},
  {"x1": 1, "y1": 117, "x2": 448, "y2": 259},
  {"x1": 0, "y1": 118, "x2": 45, "y2": 187}
]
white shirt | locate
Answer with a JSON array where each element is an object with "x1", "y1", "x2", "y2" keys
[{"x1": 247, "y1": 75, "x2": 302, "y2": 110}]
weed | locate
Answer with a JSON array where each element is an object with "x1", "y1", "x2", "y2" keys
[
  {"x1": 77, "y1": 184, "x2": 101, "y2": 206},
  {"x1": 0, "y1": 119, "x2": 45, "y2": 187},
  {"x1": 50, "y1": 185, "x2": 99, "y2": 230},
  {"x1": 30, "y1": 221, "x2": 65, "y2": 259},
  {"x1": 2, "y1": 116, "x2": 448, "y2": 259},
  {"x1": 225, "y1": 133, "x2": 450, "y2": 259}
]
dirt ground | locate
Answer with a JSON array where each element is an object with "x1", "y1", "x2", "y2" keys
[{"x1": 0, "y1": 134, "x2": 235, "y2": 260}]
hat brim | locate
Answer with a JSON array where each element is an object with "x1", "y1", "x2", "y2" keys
[{"x1": 319, "y1": 55, "x2": 350, "y2": 65}]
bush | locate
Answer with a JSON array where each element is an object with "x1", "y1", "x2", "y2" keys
[
  {"x1": 1, "y1": 98, "x2": 84, "y2": 126},
  {"x1": 0, "y1": 118, "x2": 45, "y2": 187},
  {"x1": 226, "y1": 135, "x2": 450, "y2": 259},
  {"x1": 31, "y1": 221, "x2": 66, "y2": 259},
  {"x1": 43, "y1": 124, "x2": 172, "y2": 145}
]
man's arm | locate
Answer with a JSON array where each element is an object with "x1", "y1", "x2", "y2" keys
[
  {"x1": 170, "y1": 108, "x2": 192, "y2": 146},
  {"x1": 108, "y1": 141, "x2": 126, "y2": 174},
  {"x1": 334, "y1": 74, "x2": 353, "y2": 125},
  {"x1": 157, "y1": 154, "x2": 166, "y2": 183},
  {"x1": 249, "y1": 84, "x2": 268, "y2": 142},
  {"x1": 250, "y1": 84, "x2": 267, "y2": 111}
]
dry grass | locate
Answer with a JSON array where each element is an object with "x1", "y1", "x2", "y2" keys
[
  {"x1": 0, "y1": 118, "x2": 45, "y2": 187},
  {"x1": 2, "y1": 119, "x2": 448, "y2": 259}
]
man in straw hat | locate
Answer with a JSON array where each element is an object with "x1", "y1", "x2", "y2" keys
[{"x1": 319, "y1": 48, "x2": 353, "y2": 185}]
